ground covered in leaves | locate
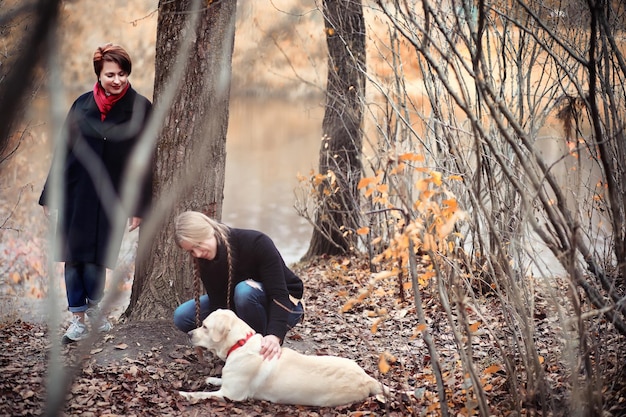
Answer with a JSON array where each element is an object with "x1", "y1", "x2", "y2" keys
[{"x1": 1, "y1": 256, "x2": 625, "y2": 416}]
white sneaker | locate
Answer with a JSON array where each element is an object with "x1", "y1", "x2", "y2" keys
[
  {"x1": 62, "y1": 316, "x2": 89, "y2": 344},
  {"x1": 86, "y1": 305, "x2": 112, "y2": 332}
]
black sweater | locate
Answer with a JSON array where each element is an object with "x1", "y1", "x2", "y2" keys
[{"x1": 198, "y1": 227, "x2": 304, "y2": 341}]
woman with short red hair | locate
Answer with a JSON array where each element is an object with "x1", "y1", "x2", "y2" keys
[{"x1": 39, "y1": 43, "x2": 153, "y2": 344}]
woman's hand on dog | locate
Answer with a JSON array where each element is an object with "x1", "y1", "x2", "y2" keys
[{"x1": 260, "y1": 335, "x2": 282, "y2": 360}]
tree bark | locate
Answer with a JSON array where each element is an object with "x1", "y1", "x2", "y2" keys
[
  {"x1": 0, "y1": 0, "x2": 62, "y2": 165},
  {"x1": 125, "y1": 0, "x2": 237, "y2": 321},
  {"x1": 305, "y1": 0, "x2": 366, "y2": 259}
]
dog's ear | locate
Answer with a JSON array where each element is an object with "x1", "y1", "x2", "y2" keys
[{"x1": 207, "y1": 312, "x2": 229, "y2": 343}]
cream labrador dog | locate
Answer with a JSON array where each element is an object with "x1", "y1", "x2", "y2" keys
[{"x1": 179, "y1": 309, "x2": 387, "y2": 407}]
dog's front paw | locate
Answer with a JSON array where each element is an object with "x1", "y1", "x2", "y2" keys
[{"x1": 205, "y1": 376, "x2": 222, "y2": 386}]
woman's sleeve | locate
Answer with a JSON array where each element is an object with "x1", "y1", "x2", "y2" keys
[
  {"x1": 39, "y1": 105, "x2": 77, "y2": 207},
  {"x1": 254, "y1": 235, "x2": 292, "y2": 341}
]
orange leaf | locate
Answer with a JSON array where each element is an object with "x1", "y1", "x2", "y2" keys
[
  {"x1": 342, "y1": 299, "x2": 356, "y2": 312},
  {"x1": 484, "y1": 364, "x2": 502, "y2": 374},
  {"x1": 356, "y1": 227, "x2": 370, "y2": 235},
  {"x1": 371, "y1": 318, "x2": 382, "y2": 333},
  {"x1": 398, "y1": 152, "x2": 424, "y2": 162},
  {"x1": 372, "y1": 270, "x2": 395, "y2": 280},
  {"x1": 378, "y1": 353, "x2": 391, "y2": 374},
  {"x1": 376, "y1": 184, "x2": 389, "y2": 193},
  {"x1": 358, "y1": 177, "x2": 376, "y2": 189},
  {"x1": 390, "y1": 162, "x2": 406, "y2": 174},
  {"x1": 469, "y1": 321, "x2": 481, "y2": 333}
]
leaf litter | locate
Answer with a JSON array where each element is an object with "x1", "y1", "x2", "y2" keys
[{"x1": 1, "y1": 256, "x2": 625, "y2": 416}]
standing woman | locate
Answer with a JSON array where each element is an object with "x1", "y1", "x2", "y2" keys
[
  {"x1": 173, "y1": 211, "x2": 305, "y2": 361},
  {"x1": 39, "y1": 43, "x2": 152, "y2": 344}
]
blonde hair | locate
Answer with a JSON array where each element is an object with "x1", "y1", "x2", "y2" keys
[
  {"x1": 174, "y1": 211, "x2": 229, "y2": 247},
  {"x1": 174, "y1": 211, "x2": 235, "y2": 316}
]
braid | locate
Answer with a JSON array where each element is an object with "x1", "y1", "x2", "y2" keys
[
  {"x1": 192, "y1": 257, "x2": 202, "y2": 328},
  {"x1": 218, "y1": 231, "x2": 234, "y2": 310}
]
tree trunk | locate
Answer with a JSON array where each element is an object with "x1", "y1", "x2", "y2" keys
[
  {"x1": 125, "y1": 0, "x2": 237, "y2": 321},
  {"x1": 305, "y1": 0, "x2": 366, "y2": 259}
]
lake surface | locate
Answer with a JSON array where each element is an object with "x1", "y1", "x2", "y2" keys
[{"x1": 222, "y1": 97, "x2": 323, "y2": 264}]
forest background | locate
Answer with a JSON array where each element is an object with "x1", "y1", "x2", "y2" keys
[{"x1": 1, "y1": 1, "x2": 626, "y2": 416}]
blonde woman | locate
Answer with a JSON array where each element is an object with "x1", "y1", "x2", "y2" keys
[{"x1": 173, "y1": 211, "x2": 305, "y2": 361}]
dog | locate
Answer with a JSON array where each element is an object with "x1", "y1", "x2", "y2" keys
[{"x1": 179, "y1": 309, "x2": 388, "y2": 407}]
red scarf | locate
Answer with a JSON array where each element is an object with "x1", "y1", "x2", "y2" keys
[{"x1": 93, "y1": 81, "x2": 130, "y2": 121}]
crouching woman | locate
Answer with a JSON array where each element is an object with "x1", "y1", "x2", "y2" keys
[{"x1": 173, "y1": 211, "x2": 304, "y2": 360}]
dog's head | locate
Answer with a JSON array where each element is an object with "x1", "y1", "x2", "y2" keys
[{"x1": 188, "y1": 309, "x2": 255, "y2": 360}]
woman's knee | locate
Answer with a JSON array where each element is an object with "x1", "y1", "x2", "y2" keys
[
  {"x1": 233, "y1": 280, "x2": 264, "y2": 305},
  {"x1": 173, "y1": 295, "x2": 210, "y2": 333},
  {"x1": 173, "y1": 304, "x2": 194, "y2": 333}
]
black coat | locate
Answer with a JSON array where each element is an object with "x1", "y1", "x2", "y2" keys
[
  {"x1": 39, "y1": 86, "x2": 152, "y2": 269},
  {"x1": 198, "y1": 228, "x2": 305, "y2": 342}
]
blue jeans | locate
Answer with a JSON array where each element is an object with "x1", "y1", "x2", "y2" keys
[
  {"x1": 173, "y1": 279, "x2": 304, "y2": 335},
  {"x1": 64, "y1": 262, "x2": 106, "y2": 313}
]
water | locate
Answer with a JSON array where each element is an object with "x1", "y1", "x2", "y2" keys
[{"x1": 222, "y1": 97, "x2": 323, "y2": 264}]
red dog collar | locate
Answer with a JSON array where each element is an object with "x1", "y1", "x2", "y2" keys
[{"x1": 226, "y1": 332, "x2": 254, "y2": 357}]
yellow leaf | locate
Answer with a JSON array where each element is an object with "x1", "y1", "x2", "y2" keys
[
  {"x1": 416, "y1": 323, "x2": 427, "y2": 333},
  {"x1": 431, "y1": 170, "x2": 443, "y2": 186},
  {"x1": 10, "y1": 272, "x2": 21, "y2": 284},
  {"x1": 448, "y1": 175, "x2": 463, "y2": 181},
  {"x1": 538, "y1": 355, "x2": 545, "y2": 364},
  {"x1": 484, "y1": 364, "x2": 502, "y2": 374},
  {"x1": 378, "y1": 353, "x2": 391, "y2": 374}
]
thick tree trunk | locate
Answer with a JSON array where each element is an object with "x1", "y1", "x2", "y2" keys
[
  {"x1": 305, "y1": 0, "x2": 366, "y2": 259},
  {"x1": 125, "y1": 0, "x2": 237, "y2": 321}
]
